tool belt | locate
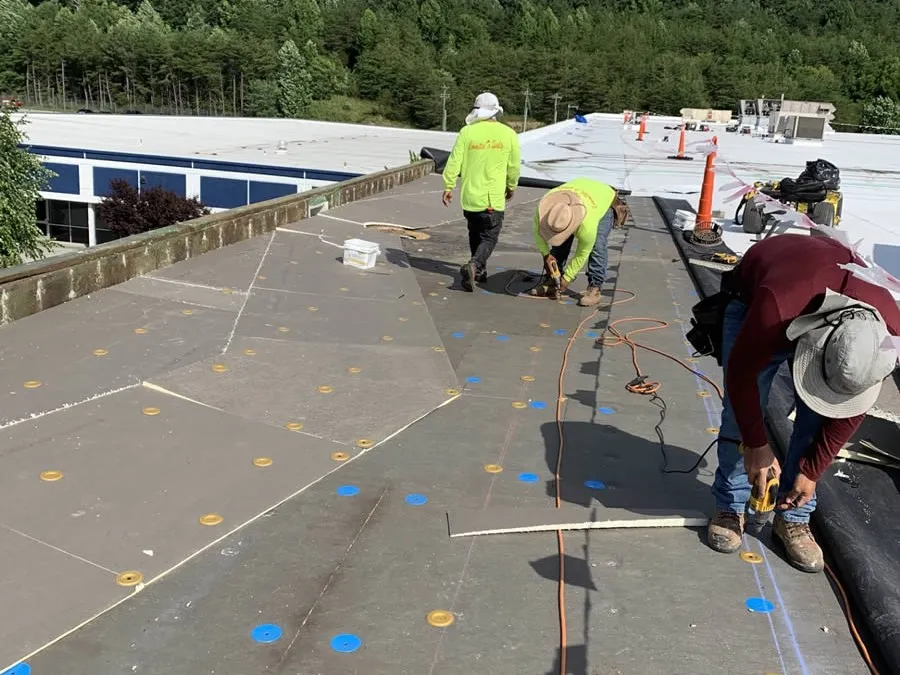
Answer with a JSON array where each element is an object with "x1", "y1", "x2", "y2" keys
[{"x1": 685, "y1": 270, "x2": 738, "y2": 366}]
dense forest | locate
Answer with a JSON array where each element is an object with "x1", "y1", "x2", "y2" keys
[{"x1": 2, "y1": 0, "x2": 900, "y2": 130}]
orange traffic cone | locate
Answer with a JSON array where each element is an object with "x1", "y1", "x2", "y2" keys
[
  {"x1": 690, "y1": 136, "x2": 722, "y2": 246},
  {"x1": 667, "y1": 126, "x2": 693, "y2": 161},
  {"x1": 636, "y1": 115, "x2": 647, "y2": 141}
]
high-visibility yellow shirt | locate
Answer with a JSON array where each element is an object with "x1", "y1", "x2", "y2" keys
[
  {"x1": 442, "y1": 120, "x2": 521, "y2": 212},
  {"x1": 533, "y1": 178, "x2": 616, "y2": 283}
]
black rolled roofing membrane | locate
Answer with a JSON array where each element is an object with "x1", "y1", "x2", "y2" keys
[{"x1": 654, "y1": 196, "x2": 899, "y2": 675}]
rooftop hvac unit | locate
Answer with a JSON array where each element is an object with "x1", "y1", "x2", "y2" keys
[{"x1": 787, "y1": 116, "x2": 827, "y2": 141}]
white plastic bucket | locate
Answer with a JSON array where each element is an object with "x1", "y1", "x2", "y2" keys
[{"x1": 343, "y1": 238, "x2": 380, "y2": 270}]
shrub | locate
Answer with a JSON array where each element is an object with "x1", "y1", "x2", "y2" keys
[{"x1": 97, "y1": 179, "x2": 210, "y2": 237}]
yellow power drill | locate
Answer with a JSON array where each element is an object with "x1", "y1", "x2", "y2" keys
[
  {"x1": 740, "y1": 444, "x2": 780, "y2": 524},
  {"x1": 546, "y1": 256, "x2": 562, "y2": 290}
]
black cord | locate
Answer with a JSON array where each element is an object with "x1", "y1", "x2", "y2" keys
[{"x1": 648, "y1": 393, "x2": 717, "y2": 474}]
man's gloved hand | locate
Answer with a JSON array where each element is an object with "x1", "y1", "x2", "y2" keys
[
  {"x1": 743, "y1": 443, "x2": 781, "y2": 500},
  {"x1": 778, "y1": 473, "x2": 816, "y2": 511},
  {"x1": 558, "y1": 276, "x2": 568, "y2": 292}
]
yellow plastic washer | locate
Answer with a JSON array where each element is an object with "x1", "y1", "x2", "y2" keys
[
  {"x1": 221, "y1": 287, "x2": 234, "y2": 294},
  {"x1": 93, "y1": 349, "x2": 109, "y2": 357},
  {"x1": 697, "y1": 391, "x2": 711, "y2": 398},
  {"x1": 339, "y1": 287, "x2": 349, "y2": 292},
  {"x1": 432, "y1": 346, "x2": 445, "y2": 352},
  {"x1": 277, "y1": 326, "x2": 290, "y2": 333},
  {"x1": 426, "y1": 610, "x2": 455, "y2": 628},
  {"x1": 318, "y1": 385, "x2": 334, "y2": 394},
  {"x1": 143, "y1": 407, "x2": 161, "y2": 416},
  {"x1": 244, "y1": 349, "x2": 257, "y2": 356},
  {"x1": 348, "y1": 367, "x2": 362, "y2": 374},
  {"x1": 331, "y1": 451, "x2": 350, "y2": 461},
  {"x1": 412, "y1": 301, "x2": 423, "y2": 306},
  {"x1": 706, "y1": 427, "x2": 720, "y2": 435},
  {"x1": 285, "y1": 422, "x2": 304, "y2": 431},
  {"x1": 257, "y1": 275, "x2": 267, "y2": 280},
  {"x1": 40, "y1": 470, "x2": 63, "y2": 482},
  {"x1": 116, "y1": 571, "x2": 144, "y2": 587},
  {"x1": 521, "y1": 375, "x2": 536, "y2": 382},
  {"x1": 199, "y1": 513, "x2": 224, "y2": 526},
  {"x1": 23, "y1": 380, "x2": 42, "y2": 389},
  {"x1": 529, "y1": 346, "x2": 541, "y2": 352},
  {"x1": 307, "y1": 306, "x2": 319, "y2": 312},
  {"x1": 484, "y1": 464, "x2": 503, "y2": 474},
  {"x1": 740, "y1": 551, "x2": 764, "y2": 564},
  {"x1": 512, "y1": 401, "x2": 527, "y2": 409},
  {"x1": 134, "y1": 328, "x2": 148, "y2": 334},
  {"x1": 382, "y1": 336, "x2": 394, "y2": 342},
  {"x1": 212, "y1": 363, "x2": 229, "y2": 373},
  {"x1": 445, "y1": 388, "x2": 460, "y2": 396},
  {"x1": 355, "y1": 439, "x2": 373, "y2": 448},
  {"x1": 253, "y1": 457, "x2": 273, "y2": 467},
  {"x1": 428, "y1": 292, "x2": 439, "y2": 297},
  {"x1": 398, "y1": 317, "x2": 409, "y2": 322},
  {"x1": 182, "y1": 309, "x2": 194, "y2": 315},
  {"x1": 539, "y1": 323, "x2": 551, "y2": 328}
]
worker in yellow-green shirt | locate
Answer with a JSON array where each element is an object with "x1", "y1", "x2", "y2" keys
[
  {"x1": 532, "y1": 178, "x2": 619, "y2": 307},
  {"x1": 442, "y1": 92, "x2": 521, "y2": 292}
]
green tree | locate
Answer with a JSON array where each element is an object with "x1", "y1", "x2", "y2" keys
[
  {"x1": 0, "y1": 109, "x2": 55, "y2": 267},
  {"x1": 277, "y1": 39, "x2": 312, "y2": 117},
  {"x1": 861, "y1": 96, "x2": 900, "y2": 133}
]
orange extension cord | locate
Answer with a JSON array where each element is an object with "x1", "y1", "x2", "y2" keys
[{"x1": 545, "y1": 283, "x2": 882, "y2": 675}]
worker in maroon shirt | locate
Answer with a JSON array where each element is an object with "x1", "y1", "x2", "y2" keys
[{"x1": 708, "y1": 233, "x2": 900, "y2": 573}]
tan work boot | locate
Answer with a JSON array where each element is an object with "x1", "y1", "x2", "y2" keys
[
  {"x1": 578, "y1": 286, "x2": 602, "y2": 307},
  {"x1": 707, "y1": 511, "x2": 744, "y2": 553},
  {"x1": 773, "y1": 517, "x2": 824, "y2": 573},
  {"x1": 529, "y1": 283, "x2": 559, "y2": 300}
]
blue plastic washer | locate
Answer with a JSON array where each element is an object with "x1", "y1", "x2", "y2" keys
[
  {"x1": 745, "y1": 597, "x2": 775, "y2": 613},
  {"x1": 451, "y1": 331, "x2": 465, "y2": 338},
  {"x1": 585, "y1": 480, "x2": 607, "y2": 490},
  {"x1": 597, "y1": 406, "x2": 616, "y2": 415},
  {"x1": 585, "y1": 331, "x2": 598, "y2": 338},
  {"x1": 497, "y1": 266, "x2": 506, "y2": 271},
  {"x1": 251, "y1": 623, "x2": 284, "y2": 643},
  {"x1": 518, "y1": 472, "x2": 540, "y2": 483},
  {"x1": 554, "y1": 329, "x2": 567, "y2": 336},
  {"x1": 530, "y1": 401, "x2": 547, "y2": 409},
  {"x1": 331, "y1": 633, "x2": 362, "y2": 653},
  {"x1": 336, "y1": 485, "x2": 360, "y2": 497},
  {"x1": 466, "y1": 376, "x2": 481, "y2": 384},
  {"x1": 2, "y1": 664, "x2": 31, "y2": 675},
  {"x1": 405, "y1": 493, "x2": 428, "y2": 506},
  {"x1": 496, "y1": 335, "x2": 510, "y2": 341}
]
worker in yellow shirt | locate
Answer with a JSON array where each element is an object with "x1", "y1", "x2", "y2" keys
[
  {"x1": 532, "y1": 178, "x2": 618, "y2": 307},
  {"x1": 441, "y1": 92, "x2": 521, "y2": 292}
]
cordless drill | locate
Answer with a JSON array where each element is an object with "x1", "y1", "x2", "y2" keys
[
  {"x1": 546, "y1": 256, "x2": 562, "y2": 291},
  {"x1": 741, "y1": 444, "x2": 780, "y2": 525}
]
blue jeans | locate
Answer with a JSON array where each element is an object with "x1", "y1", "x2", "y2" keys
[
  {"x1": 712, "y1": 299, "x2": 823, "y2": 523},
  {"x1": 550, "y1": 208, "x2": 614, "y2": 287}
]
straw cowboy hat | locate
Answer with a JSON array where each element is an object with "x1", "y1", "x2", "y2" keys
[
  {"x1": 465, "y1": 92, "x2": 503, "y2": 126},
  {"x1": 786, "y1": 288, "x2": 898, "y2": 418},
  {"x1": 537, "y1": 190, "x2": 587, "y2": 247}
]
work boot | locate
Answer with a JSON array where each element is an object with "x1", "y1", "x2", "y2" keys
[
  {"x1": 460, "y1": 262, "x2": 476, "y2": 292},
  {"x1": 578, "y1": 286, "x2": 602, "y2": 307},
  {"x1": 773, "y1": 517, "x2": 824, "y2": 573},
  {"x1": 476, "y1": 269, "x2": 487, "y2": 283},
  {"x1": 707, "y1": 511, "x2": 744, "y2": 554}
]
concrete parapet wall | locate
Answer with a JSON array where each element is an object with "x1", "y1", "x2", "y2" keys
[{"x1": 0, "y1": 159, "x2": 434, "y2": 325}]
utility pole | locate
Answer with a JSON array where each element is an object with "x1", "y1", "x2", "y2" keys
[
  {"x1": 440, "y1": 85, "x2": 449, "y2": 132},
  {"x1": 522, "y1": 89, "x2": 531, "y2": 132},
  {"x1": 551, "y1": 93, "x2": 561, "y2": 125}
]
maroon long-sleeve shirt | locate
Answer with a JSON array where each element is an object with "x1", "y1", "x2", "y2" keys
[{"x1": 727, "y1": 234, "x2": 900, "y2": 481}]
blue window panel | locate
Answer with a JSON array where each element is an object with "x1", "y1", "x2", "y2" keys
[
  {"x1": 249, "y1": 181, "x2": 296, "y2": 204},
  {"x1": 94, "y1": 167, "x2": 138, "y2": 197},
  {"x1": 43, "y1": 162, "x2": 80, "y2": 194},
  {"x1": 140, "y1": 171, "x2": 186, "y2": 197},
  {"x1": 201, "y1": 176, "x2": 247, "y2": 209}
]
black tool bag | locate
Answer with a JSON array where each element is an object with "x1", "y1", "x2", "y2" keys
[
  {"x1": 777, "y1": 176, "x2": 827, "y2": 203},
  {"x1": 686, "y1": 271, "x2": 737, "y2": 366},
  {"x1": 799, "y1": 158, "x2": 840, "y2": 191}
]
